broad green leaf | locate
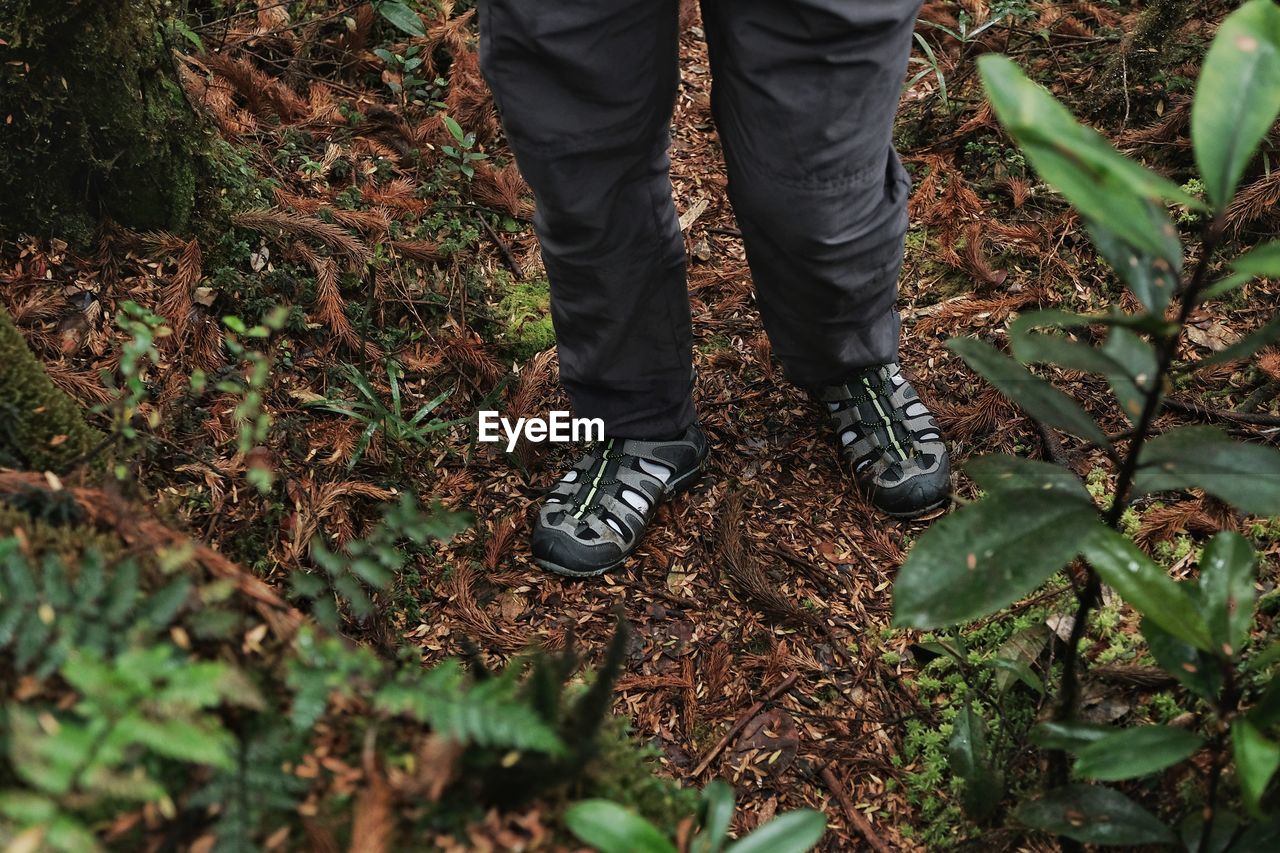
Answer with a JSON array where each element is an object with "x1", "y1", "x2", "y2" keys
[
  {"x1": 1024, "y1": 306, "x2": 1170, "y2": 331},
  {"x1": 1179, "y1": 810, "x2": 1241, "y2": 853},
  {"x1": 41, "y1": 814, "x2": 98, "y2": 853},
  {"x1": 1010, "y1": 307, "x2": 1179, "y2": 339},
  {"x1": 893, "y1": 490, "x2": 1099, "y2": 628},
  {"x1": 1073, "y1": 725, "x2": 1203, "y2": 781},
  {"x1": 442, "y1": 114, "x2": 466, "y2": 144},
  {"x1": 1087, "y1": 215, "x2": 1180, "y2": 313},
  {"x1": 693, "y1": 780, "x2": 735, "y2": 853},
  {"x1": 1199, "y1": 270, "x2": 1255, "y2": 302},
  {"x1": 948, "y1": 701, "x2": 1003, "y2": 821},
  {"x1": 1192, "y1": 0, "x2": 1280, "y2": 209},
  {"x1": 911, "y1": 636, "x2": 968, "y2": 667},
  {"x1": 1011, "y1": 329, "x2": 1130, "y2": 378},
  {"x1": 948, "y1": 702, "x2": 989, "y2": 780},
  {"x1": 726, "y1": 809, "x2": 825, "y2": 853},
  {"x1": 1195, "y1": 531, "x2": 1257, "y2": 658},
  {"x1": 979, "y1": 54, "x2": 1198, "y2": 259},
  {"x1": 1142, "y1": 619, "x2": 1223, "y2": 701},
  {"x1": 1195, "y1": 312, "x2": 1280, "y2": 369},
  {"x1": 1233, "y1": 240, "x2": 1280, "y2": 277},
  {"x1": 377, "y1": 0, "x2": 427, "y2": 37},
  {"x1": 1233, "y1": 719, "x2": 1280, "y2": 817},
  {"x1": 1135, "y1": 426, "x2": 1280, "y2": 515},
  {"x1": 983, "y1": 655, "x2": 1044, "y2": 696},
  {"x1": 1101, "y1": 327, "x2": 1159, "y2": 426},
  {"x1": 1082, "y1": 527, "x2": 1212, "y2": 651},
  {"x1": 0, "y1": 791, "x2": 57, "y2": 824},
  {"x1": 949, "y1": 337, "x2": 1111, "y2": 447},
  {"x1": 1233, "y1": 818, "x2": 1280, "y2": 853},
  {"x1": 1030, "y1": 721, "x2": 1113, "y2": 752},
  {"x1": 1015, "y1": 785, "x2": 1176, "y2": 846},
  {"x1": 965, "y1": 454, "x2": 1092, "y2": 501},
  {"x1": 565, "y1": 800, "x2": 675, "y2": 853}
]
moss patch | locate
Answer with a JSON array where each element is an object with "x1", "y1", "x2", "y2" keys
[
  {"x1": 0, "y1": 505, "x2": 122, "y2": 568},
  {"x1": 495, "y1": 276, "x2": 556, "y2": 361},
  {"x1": 0, "y1": 305, "x2": 101, "y2": 473},
  {"x1": 0, "y1": 0, "x2": 217, "y2": 246}
]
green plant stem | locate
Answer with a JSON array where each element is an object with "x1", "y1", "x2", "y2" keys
[
  {"x1": 1049, "y1": 216, "x2": 1227, "y2": 798},
  {"x1": 1107, "y1": 215, "x2": 1226, "y2": 523},
  {"x1": 1052, "y1": 569, "x2": 1101, "y2": 718},
  {"x1": 1199, "y1": 664, "x2": 1240, "y2": 852}
]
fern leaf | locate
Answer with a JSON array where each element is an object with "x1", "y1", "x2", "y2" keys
[
  {"x1": 374, "y1": 662, "x2": 565, "y2": 755},
  {"x1": 73, "y1": 549, "x2": 107, "y2": 615},
  {"x1": 103, "y1": 558, "x2": 141, "y2": 625},
  {"x1": 134, "y1": 575, "x2": 191, "y2": 631},
  {"x1": 116, "y1": 715, "x2": 235, "y2": 770},
  {"x1": 40, "y1": 551, "x2": 71, "y2": 611}
]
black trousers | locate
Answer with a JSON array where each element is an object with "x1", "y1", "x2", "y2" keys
[{"x1": 478, "y1": 0, "x2": 921, "y2": 438}]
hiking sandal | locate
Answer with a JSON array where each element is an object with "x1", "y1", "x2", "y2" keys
[
  {"x1": 531, "y1": 423, "x2": 709, "y2": 577},
  {"x1": 820, "y1": 363, "x2": 951, "y2": 518}
]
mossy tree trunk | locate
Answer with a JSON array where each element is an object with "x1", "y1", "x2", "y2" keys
[
  {"x1": 0, "y1": 0, "x2": 214, "y2": 247},
  {"x1": 1092, "y1": 0, "x2": 1198, "y2": 121},
  {"x1": 0, "y1": 304, "x2": 101, "y2": 472}
]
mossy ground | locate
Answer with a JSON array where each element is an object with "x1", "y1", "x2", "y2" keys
[{"x1": 494, "y1": 274, "x2": 555, "y2": 361}]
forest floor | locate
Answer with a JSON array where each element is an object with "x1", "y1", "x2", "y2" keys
[{"x1": 4, "y1": 1, "x2": 1280, "y2": 849}]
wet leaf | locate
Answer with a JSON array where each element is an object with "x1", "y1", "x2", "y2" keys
[
  {"x1": 1073, "y1": 725, "x2": 1203, "y2": 781},
  {"x1": 949, "y1": 337, "x2": 1111, "y2": 448},
  {"x1": 1082, "y1": 527, "x2": 1212, "y2": 651},
  {"x1": 1233, "y1": 719, "x2": 1280, "y2": 817},
  {"x1": 893, "y1": 490, "x2": 1099, "y2": 628},
  {"x1": 1015, "y1": 785, "x2": 1176, "y2": 846},
  {"x1": 1135, "y1": 426, "x2": 1280, "y2": 515},
  {"x1": 1192, "y1": 0, "x2": 1280, "y2": 209}
]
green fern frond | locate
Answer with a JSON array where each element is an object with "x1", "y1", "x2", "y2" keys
[
  {"x1": 0, "y1": 541, "x2": 206, "y2": 678},
  {"x1": 190, "y1": 720, "x2": 309, "y2": 852},
  {"x1": 374, "y1": 660, "x2": 565, "y2": 755}
]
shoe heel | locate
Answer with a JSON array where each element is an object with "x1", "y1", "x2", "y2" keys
[{"x1": 666, "y1": 451, "x2": 709, "y2": 496}]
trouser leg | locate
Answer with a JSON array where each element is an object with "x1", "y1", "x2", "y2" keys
[
  {"x1": 700, "y1": 0, "x2": 922, "y2": 388},
  {"x1": 477, "y1": 0, "x2": 693, "y2": 439}
]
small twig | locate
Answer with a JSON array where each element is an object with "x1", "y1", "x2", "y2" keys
[
  {"x1": 625, "y1": 581, "x2": 700, "y2": 612},
  {"x1": 1164, "y1": 396, "x2": 1280, "y2": 428},
  {"x1": 1237, "y1": 378, "x2": 1280, "y2": 414},
  {"x1": 476, "y1": 214, "x2": 523, "y2": 280},
  {"x1": 192, "y1": 0, "x2": 296, "y2": 32},
  {"x1": 820, "y1": 766, "x2": 894, "y2": 853},
  {"x1": 208, "y1": 2, "x2": 362, "y2": 50},
  {"x1": 1120, "y1": 51, "x2": 1131, "y2": 130},
  {"x1": 707, "y1": 227, "x2": 742, "y2": 238},
  {"x1": 702, "y1": 388, "x2": 771, "y2": 407},
  {"x1": 690, "y1": 673, "x2": 799, "y2": 777},
  {"x1": 1035, "y1": 421, "x2": 1073, "y2": 468}
]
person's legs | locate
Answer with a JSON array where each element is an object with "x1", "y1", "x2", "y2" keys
[
  {"x1": 701, "y1": 0, "x2": 950, "y2": 517},
  {"x1": 480, "y1": 1, "x2": 709, "y2": 576},
  {"x1": 699, "y1": 0, "x2": 920, "y2": 387},
  {"x1": 478, "y1": 0, "x2": 693, "y2": 440}
]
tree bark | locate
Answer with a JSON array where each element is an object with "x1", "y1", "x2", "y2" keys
[
  {"x1": 0, "y1": 304, "x2": 101, "y2": 472},
  {"x1": 0, "y1": 0, "x2": 214, "y2": 247},
  {"x1": 1093, "y1": 0, "x2": 1198, "y2": 121}
]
